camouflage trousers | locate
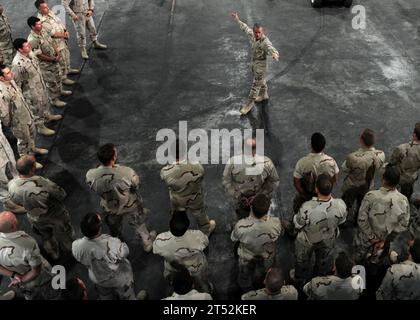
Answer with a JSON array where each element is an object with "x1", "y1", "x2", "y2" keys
[
  {"x1": 23, "y1": 89, "x2": 50, "y2": 127},
  {"x1": 40, "y1": 61, "x2": 62, "y2": 101},
  {"x1": 0, "y1": 161, "x2": 16, "y2": 203},
  {"x1": 238, "y1": 255, "x2": 275, "y2": 293},
  {"x1": 249, "y1": 62, "x2": 267, "y2": 100},
  {"x1": 59, "y1": 46, "x2": 71, "y2": 78},
  {"x1": 171, "y1": 198, "x2": 212, "y2": 235},
  {"x1": 342, "y1": 185, "x2": 369, "y2": 225},
  {"x1": 95, "y1": 280, "x2": 136, "y2": 300},
  {"x1": 72, "y1": 13, "x2": 98, "y2": 48},
  {"x1": 11, "y1": 121, "x2": 36, "y2": 156},
  {"x1": 28, "y1": 208, "x2": 75, "y2": 258},
  {"x1": 164, "y1": 260, "x2": 212, "y2": 293},
  {"x1": 103, "y1": 208, "x2": 151, "y2": 244},
  {"x1": 294, "y1": 238, "x2": 335, "y2": 282},
  {"x1": 0, "y1": 46, "x2": 15, "y2": 66}
]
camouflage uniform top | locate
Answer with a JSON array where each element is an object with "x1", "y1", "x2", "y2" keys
[
  {"x1": 223, "y1": 155, "x2": 280, "y2": 199},
  {"x1": 37, "y1": 12, "x2": 67, "y2": 51},
  {"x1": 294, "y1": 152, "x2": 339, "y2": 181},
  {"x1": 28, "y1": 30, "x2": 57, "y2": 63},
  {"x1": 163, "y1": 289, "x2": 213, "y2": 300},
  {"x1": 72, "y1": 234, "x2": 133, "y2": 287},
  {"x1": 390, "y1": 141, "x2": 420, "y2": 185},
  {"x1": 8, "y1": 176, "x2": 67, "y2": 219},
  {"x1": 0, "y1": 13, "x2": 14, "y2": 63},
  {"x1": 86, "y1": 164, "x2": 142, "y2": 215},
  {"x1": 236, "y1": 20, "x2": 279, "y2": 63},
  {"x1": 241, "y1": 286, "x2": 298, "y2": 300},
  {"x1": 409, "y1": 193, "x2": 420, "y2": 239},
  {"x1": 231, "y1": 215, "x2": 282, "y2": 260},
  {"x1": 357, "y1": 187, "x2": 410, "y2": 242},
  {"x1": 0, "y1": 230, "x2": 52, "y2": 289},
  {"x1": 153, "y1": 230, "x2": 209, "y2": 274},
  {"x1": 160, "y1": 160, "x2": 204, "y2": 210},
  {"x1": 0, "y1": 120, "x2": 16, "y2": 172},
  {"x1": 377, "y1": 260, "x2": 420, "y2": 300},
  {"x1": 294, "y1": 197, "x2": 347, "y2": 245},
  {"x1": 342, "y1": 147, "x2": 385, "y2": 190},
  {"x1": 11, "y1": 52, "x2": 48, "y2": 100},
  {"x1": 63, "y1": 0, "x2": 94, "y2": 16},
  {"x1": 303, "y1": 275, "x2": 361, "y2": 300},
  {"x1": 0, "y1": 80, "x2": 35, "y2": 128}
]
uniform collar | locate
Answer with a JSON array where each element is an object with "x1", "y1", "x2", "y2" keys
[{"x1": 0, "y1": 231, "x2": 26, "y2": 239}]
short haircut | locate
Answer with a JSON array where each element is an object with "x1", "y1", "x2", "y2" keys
[
  {"x1": 410, "y1": 238, "x2": 420, "y2": 264},
  {"x1": 169, "y1": 210, "x2": 189, "y2": 237},
  {"x1": 316, "y1": 174, "x2": 333, "y2": 196},
  {"x1": 172, "y1": 267, "x2": 193, "y2": 295},
  {"x1": 34, "y1": 0, "x2": 46, "y2": 9},
  {"x1": 13, "y1": 38, "x2": 28, "y2": 51},
  {"x1": 27, "y1": 16, "x2": 40, "y2": 28},
  {"x1": 383, "y1": 164, "x2": 400, "y2": 188},
  {"x1": 360, "y1": 128, "x2": 375, "y2": 147},
  {"x1": 97, "y1": 143, "x2": 116, "y2": 165},
  {"x1": 16, "y1": 155, "x2": 36, "y2": 176},
  {"x1": 0, "y1": 64, "x2": 7, "y2": 77},
  {"x1": 311, "y1": 132, "x2": 326, "y2": 153},
  {"x1": 253, "y1": 23, "x2": 262, "y2": 30},
  {"x1": 252, "y1": 194, "x2": 271, "y2": 218},
  {"x1": 80, "y1": 213, "x2": 101, "y2": 238},
  {"x1": 265, "y1": 268, "x2": 284, "y2": 293},
  {"x1": 60, "y1": 278, "x2": 86, "y2": 300},
  {"x1": 335, "y1": 252, "x2": 353, "y2": 279},
  {"x1": 414, "y1": 122, "x2": 420, "y2": 140}
]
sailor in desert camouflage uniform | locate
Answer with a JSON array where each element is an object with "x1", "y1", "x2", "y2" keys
[
  {"x1": 232, "y1": 194, "x2": 282, "y2": 292},
  {"x1": 293, "y1": 174, "x2": 347, "y2": 283},
  {"x1": 389, "y1": 122, "x2": 420, "y2": 201},
  {"x1": 341, "y1": 129, "x2": 385, "y2": 224},
  {"x1": 161, "y1": 139, "x2": 216, "y2": 236},
  {"x1": 163, "y1": 268, "x2": 213, "y2": 300},
  {"x1": 36, "y1": 0, "x2": 80, "y2": 86},
  {"x1": 27, "y1": 16, "x2": 70, "y2": 108},
  {"x1": 409, "y1": 193, "x2": 420, "y2": 240},
  {"x1": 223, "y1": 138, "x2": 279, "y2": 219},
  {"x1": 12, "y1": 38, "x2": 63, "y2": 137},
  {"x1": 353, "y1": 165, "x2": 410, "y2": 264},
  {"x1": 0, "y1": 5, "x2": 14, "y2": 66},
  {"x1": 0, "y1": 211, "x2": 59, "y2": 300},
  {"x1": 8, "y1": 155, "x2": 74, "y2": 260},
  {"x1": 230, "y1": 12, "x2": 279, "y2": 115},
  {"x1": 241, "y1": 268, "x2": 298, "y2": 300},
  {"x1": 153, "y1": 211, "x2": 212, "y2": 293},
  {"x1": 86, "y1": 143, "x2": 156, "y2": 252}
]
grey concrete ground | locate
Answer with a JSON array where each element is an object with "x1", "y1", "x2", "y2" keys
[{"x1": 0, "y1": 0, "x2": 419, "y2": 299}]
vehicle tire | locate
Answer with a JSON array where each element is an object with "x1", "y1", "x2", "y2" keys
[
  {"x1": 343, "y1": 0, "x2": 353, "y2": 8},
  {"x1": 311, "y1": 0, "x2": 323, "y2": 8}
]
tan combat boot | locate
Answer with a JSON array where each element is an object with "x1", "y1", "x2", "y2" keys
[
  {"x1": 240, "y1": 99, "x2": 255, "y2": 115},
  {"x1": 47, "y1": 114, "x2": 63, "y2": 122},
  {"x1": 207, "y1": 219, "x2": 216, "y2": 236},
  {"x1": 37, "y1": 124, "x2": 56, "y2": 137},
  {"x1": 143, "y1": 230, "x2": 157, "y2": 253},
  {"x1": 61, "y1": 89, "x2": 72, "y2": 96},
  {"x1": 34, "y1": 147, "x2": 48, "y2": 155},
  {"x1": 136, "y1": 290, "x2": 147, "y2": 300},
  {"x1": 255, "y1": 88, "x2": 269, "y2": 103},
  {"x1": 81, "y1": 47, "x2": 89, "y2": 59},
  {"x1": 62, "y1": 78, "x2": 75, "y2": 86},
  {"x1": 93, "y1": 40, "x2": 107, "y2": 50},
  {"x1": 0, "y1": 291, "x2": 15, "y2": 301},
  {"x1": 35, "y1": 162, "x2": 43, "y2": 170},
  {"x1": 68, "y1": 68, "x2": 80, "y2": 75},
  {"x1": 52, "y1": 99, "x2": 67, "y2": 108}
]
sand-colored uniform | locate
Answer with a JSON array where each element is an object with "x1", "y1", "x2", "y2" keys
[
  {"x1": 72, "y1": 234, "x2": 136, "y2": 300},
  {"x1": 0, "y1": 80, "x2": 36, "y2": 156},
  {"x1": 12, "y1": 51, "x2": 50, "y2": 127},
  {"x1": 0, "y1": 230, "x2": 58, "y2": 300},
  {"x1": 8, "y1": 176, "x2": 74, "y2": 258},
  {"x1": 293, "y1": 152, "x2": 339, "y2": 213},
  {"x1": 163, "y1": 289, "x2": 213, "y2": 300},
  {"x1": 303, "y1": 275, "x2": 361, "y2": 300},
  {"x1": 293, "y1": 197, "x2": 347, "y2": 281},
  {"x1": 28, "y1": 30, "x2": 62, "y2": 101},
  {"x1": 231, "y1": 215, "x2": 282, "y2": 291},
  {"x1": 153, "y1": 230, "x2": 211, "y2": 292},
  {"x1": 0, "y1": 13, "x2": 14, "y2": 65},
  {"x1": 0, "y1": 121, "x2": 16, "y2": 202},
  {"x1": 353, "y1": 187, "x2": 410, "y2": 264},
  {"x1": 161, "y1": 161, "x2": 212, "y2": 234},
  {"x1": 341, "y1": 147, "x2": 385, "y2": 222},
  {"x1": 376, "y1": 260, "x2": 420, "y2": 300},
  {"x1": 241, "y1": 286, "x2": 298, "y2": 300},
  {"x1": 62, "y1": 0, "x2": 98, "y2": 48}
]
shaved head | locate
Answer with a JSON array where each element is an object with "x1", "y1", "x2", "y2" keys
[
  {"x1": 264, "y1": 268, "x2": 284, "y2": 294},
  {"x1": 0, "y1": 211, "x2": 18, "y2": 233},
  {"x1": 16, "y1": 155, "x2": 36, "y2": 176}
]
